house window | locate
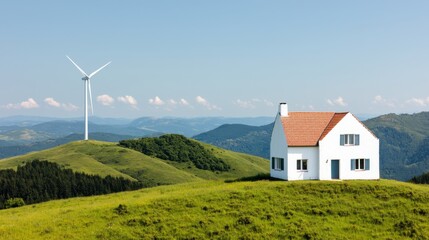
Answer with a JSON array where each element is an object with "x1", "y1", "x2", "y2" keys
[
  {"x1": 272, "y1": 157, "x2": 284, "y2": 171},
  {"x1": 355, "y1": 158, "x2": 364, "y2": 170},
  {"x1": 297, "y1": 159, "x2": 308, "y2": 171},
  {"x1": 340, "y1": 134, "x2": 360, "y2": 146},
  {"x1": 351, "y1": 159, "x2": 370, "y2": 171}
]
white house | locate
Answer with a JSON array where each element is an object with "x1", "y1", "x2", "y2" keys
[{"x1": 270, "y1": 103, "x2": 379, "y2": 180}]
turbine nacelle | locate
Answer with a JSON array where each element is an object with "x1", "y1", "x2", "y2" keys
[{"x1": 82, "y1": 76, "x2": 89, "y2": 81}]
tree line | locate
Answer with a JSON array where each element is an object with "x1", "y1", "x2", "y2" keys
[
  {"x1": 410, "y1": 171, "x2": 429, "y2": 184},
  {"x1": 119, "y1": 134, "x2": 230, "y2": 172},
  {"x1": 0, "y1": 160, "x2": 143, "y2": 209}
]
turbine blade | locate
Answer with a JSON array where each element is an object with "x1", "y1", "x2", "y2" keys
[
  {"x1": 66, "y1": 55, "x2": 88, "y2": 77},
  {"x1": 88, "y1": 79, "x2": 94, "y2": 115},
  {"x1": 88, "y1": 61, "x2": 111, "y2": 78}
]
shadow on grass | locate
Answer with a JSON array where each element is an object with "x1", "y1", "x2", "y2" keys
[{"x1": 225, "y1": 173, "x2": 282, "y2": 183}]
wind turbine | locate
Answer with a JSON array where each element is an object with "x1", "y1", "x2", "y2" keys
[{"x1": 66, "y1": 56, "x2": 111, "y2": 141}]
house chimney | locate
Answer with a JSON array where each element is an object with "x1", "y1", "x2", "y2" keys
[{"x1": 279, "y1": 102, "x2": 288, "y2": 117}]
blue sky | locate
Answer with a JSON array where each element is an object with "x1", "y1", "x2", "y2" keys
[{"x1": 1, "y1": 1, "x2": 429, "y2": 118}]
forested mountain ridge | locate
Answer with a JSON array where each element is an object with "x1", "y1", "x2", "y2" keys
[
  {"x1": 364, "y1": 112, "x2": 429, "y2": 180},
  {"x1": 194, "y1": 123, "x2": 273, "y2": 159}
]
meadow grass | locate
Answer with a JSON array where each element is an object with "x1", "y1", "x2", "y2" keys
[{"x1": 0, "y1": 179, "x2": 428, "y2": 239}]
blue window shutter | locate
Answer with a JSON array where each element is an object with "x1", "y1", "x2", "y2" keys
[
  {"x1": 365, "y1": 159, "x2": 370, "y2": 170},
  {"x1": 272, "y1": 157, "x2": 275, "y2": 169},
  {"x1": 351, "y1": 159, "x2": 356, "y2": 170},
  {"x1": 355, "y1": 135, "x2": 360, "y2": 145},
  {"x1": 340, "y1": 135, "x2": 345, "y2": 146},
  {"x1": 281, "y1": 158, "x2": 284, "y2": 171}
]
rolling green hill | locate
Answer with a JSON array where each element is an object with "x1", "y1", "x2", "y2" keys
[
  {"x1": 0, "y1": 137, "x2": 269, "y2": 186},
  {"x1": 0, "y1": 179, "x2": 428, "y2": 239}
]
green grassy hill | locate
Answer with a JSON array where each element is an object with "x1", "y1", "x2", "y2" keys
[
  {"x1": 0, "y1": 180, "x2": 428, "y2": 239},
  {"x1": 0, "y1": 138, "x2": 269, "y2": 186}
]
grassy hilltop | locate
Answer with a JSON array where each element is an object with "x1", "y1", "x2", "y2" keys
[
  {"x1": 0, "y1": 136, "x2": 269, "y2": 186},
  {"x1": 0, "y1": 180, "x2": 428, "y2": 239}
]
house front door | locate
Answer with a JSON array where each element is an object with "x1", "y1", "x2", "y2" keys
[{"x1": 331, "y1": 160, "x2": 340, "y2": 179}]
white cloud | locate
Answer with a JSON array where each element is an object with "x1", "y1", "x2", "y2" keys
[
  {"x1": 235, "y1": 99, "x2": 255, "y2": 109},
  {"x1": 406, "y1": 97, "x2": 429, "y2": 107},
  {"x1": 97, "y1": 94, "x2": 115, "y2": 106},
  {"x1": 235, "y1": 98, "x2": 274, "y2": 109},
  {"x1": 3, "y1": 103, "x2": 15, "y2": 109},
  {"x1": 4, "y1": 98, "x2": 40, "y2": 109},
  {"x1": 180, "y1": 98, "x2": 189, "y2": 106},
  {"x1": 62, "y1": 103, "x2": 79, "y2": 111},
  {"x1": 195, "y1": 96, "x2": 221, "y2": 110},
  {"x1": 2, "y1": 97, "x2": 78, "y2": 111},
  {"x1": 43, "y1": 97, "x2": 78, "y2": 111},
  {"x1": 196, "y1": 96, "x2": 208, "y2": 105},
  {"x1": 169, "y1": 99, "x2": 177, "y2": 105},
  {"x1": 20, "y1": 98, "x2": 39, "y2": 109},
  {"x1": 327, "y1": 96, "x2": 347, "y2": 107},
  {"x1": 117, "y1": 95, "x2": 138, "y2": 108},
  {"x1": 373, "y1": 95, "x2": 383, "y2": 103},
  {"x1": 263, "y1": 99, "x2": 274, "y2": 107},
  {"x1": 148, "y1": 96, "x2": 165, "y2": 106},
  {"x1": 373, "y1": 95, "x2": 395, "y2": 107},
  {"x1": 44, "y1": 97, "x2": 61, "y2": 107}
]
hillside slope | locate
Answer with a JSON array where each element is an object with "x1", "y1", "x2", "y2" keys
[
  {"x1": 0, "y1": 141, "x2": 197, "y2": 186},
  {"x1": 194, "y1": 123, "x2": 273, "y2": 159},
  {"x1": 364, "y1": 112, "x2": 429, "y2": 180},
  {"x1": 0, "y1": 138, "x2": 269, "y2": 185},
  {"x1": 0, "y1": 180, "x2": 428, "y2": 239}
]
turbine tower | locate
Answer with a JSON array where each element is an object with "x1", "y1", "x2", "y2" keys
[{"x1": 66, "y1": 56, "x2": 111, "y2": 141}]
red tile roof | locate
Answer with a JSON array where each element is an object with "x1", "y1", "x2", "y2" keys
[
  {"x1": 281, "y1": 112, "x2": 348, "y2": 146},
  {"x1": 319, "y1": 112, "x2": 348, "y2": 141}
]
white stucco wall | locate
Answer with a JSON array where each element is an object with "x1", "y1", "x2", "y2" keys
[
  {"x1": 287, "y1": 147, "x2": 319, "y2": 180},
  {"x1": 319, "y1": 113, "x2": 379, "y2": 180},
  {"x1": 270, "y1": 114, "x2": 288, "y2": 180}
]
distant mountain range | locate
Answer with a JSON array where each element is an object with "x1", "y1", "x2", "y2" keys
[
  {"x1": 128, "y1": 116, "x2": 274, "y2": 137},
  {"x1": 0, "y1": 115, "x2": 133, "y2": 126},
  {"x1": 194, "y1": 112, "x2": 429, "y2": 181}
]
